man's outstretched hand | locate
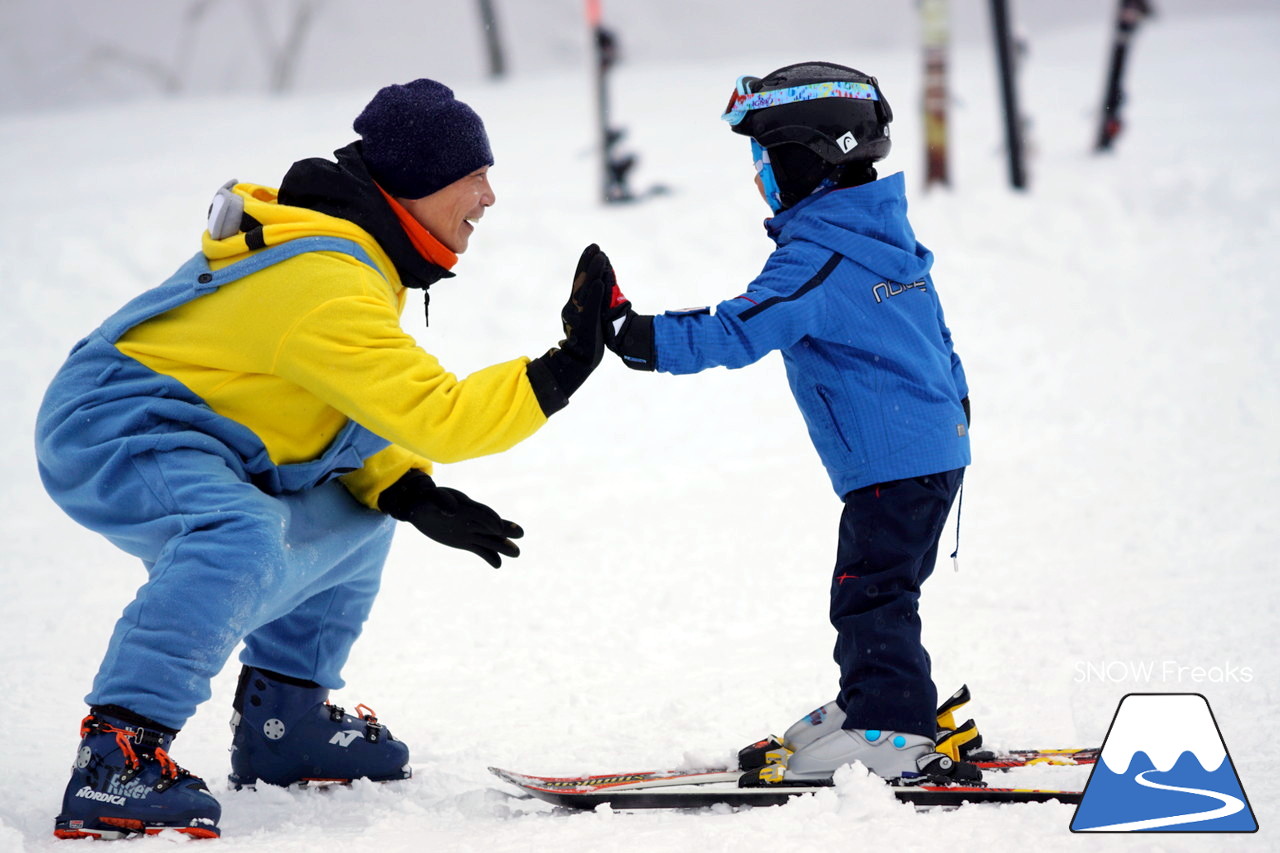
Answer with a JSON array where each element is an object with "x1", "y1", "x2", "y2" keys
[{"x1": 379, "y1": 470, "x2": 523, "y2": 568}]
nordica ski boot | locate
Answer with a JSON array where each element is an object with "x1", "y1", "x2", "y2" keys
[
  {"x1": 53, "y1": 711, "x2": 221, "y2": 840},
  {"x1": 228, "y1": 666, "x2": 411, "y2": 789}
]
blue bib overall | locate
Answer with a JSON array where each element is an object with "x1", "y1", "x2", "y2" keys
[{"x1": 36, "y1": 238, "x2": 398, "y2": 730}]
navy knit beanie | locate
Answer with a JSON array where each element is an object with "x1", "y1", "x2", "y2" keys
[{"x1": 354, "y1": 79, "x2": 493, "y2": 199}]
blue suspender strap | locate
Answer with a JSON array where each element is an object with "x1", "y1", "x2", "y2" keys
[{"x1": 98, "y1": 237, "x2": 384, "y2": 343}]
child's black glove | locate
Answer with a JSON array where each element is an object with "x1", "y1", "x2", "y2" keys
[
  {"x1": 527, "y1": 244, "x2": 612, "y2": 413},
  {"x1": 378, "y1": 470, "x2": 523, "y2": 569},
  {"x1": 601, "y1": 265, "x2": 656, "y2": 371}
]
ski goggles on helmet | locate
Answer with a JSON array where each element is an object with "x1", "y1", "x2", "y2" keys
[{"x1": 722, "y1": 77, "x2": 882, "y2": 126}]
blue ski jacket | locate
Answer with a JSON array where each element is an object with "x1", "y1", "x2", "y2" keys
[{"x1": 653, "y1": 172, "x2": 970, "y2": 497}]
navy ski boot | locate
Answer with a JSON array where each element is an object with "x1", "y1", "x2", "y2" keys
[
  {"x1": 53, "y1": 711, "x2": 221, "y2": 839},
  {"x1": 228, "y1": 666, "x2": 411, "y2": 788}
]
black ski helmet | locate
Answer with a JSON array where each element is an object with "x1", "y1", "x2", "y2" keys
[{"x1": 723, "y1": 62, "x2": 893, "y2": 208}]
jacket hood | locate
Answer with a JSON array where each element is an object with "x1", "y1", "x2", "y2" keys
[
  {"x1": 766, "y1": 172, "x2": 933, "y2": 283},
  {"x1": 200, "y1": 182, "x2": 382, "y2": 266},
  {"x1": 202, "y1": 142, "x2": 453, "y2": 294}
]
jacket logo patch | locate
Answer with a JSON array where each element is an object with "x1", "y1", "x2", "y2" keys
[{"x1": 871, "y1": 280, "x2": 927, "y2": 304}]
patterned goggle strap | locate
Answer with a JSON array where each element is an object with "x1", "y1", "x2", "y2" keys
[{"x1": 722, "y1": 78, "x2": 880, "y2": 126}]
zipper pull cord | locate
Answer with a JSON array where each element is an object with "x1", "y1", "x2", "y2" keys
[{"x1": 950, "y1": 479, "x2": 964, "y2": 573}]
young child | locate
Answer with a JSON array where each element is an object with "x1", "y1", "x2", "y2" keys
[{"x1": 604, "y1": 62, "x2": 973, "y2": 784}]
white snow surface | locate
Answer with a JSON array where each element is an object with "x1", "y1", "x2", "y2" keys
[{"x1": 2, "y1": 8, "x2": 1278, "y2": 853}]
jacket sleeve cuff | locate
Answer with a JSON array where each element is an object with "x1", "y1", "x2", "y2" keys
[
  {"x1": 526, "y1": 355, "x2": 570, "y2": 417},
  {"x1": 340, "y1": 446, "x2": 434, "y2": 510},
  {"x1": 619, "y1": 314, "x2": 656, "y2": 371}
]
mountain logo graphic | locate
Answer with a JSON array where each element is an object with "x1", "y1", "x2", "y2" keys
[{"x1": 1071, "y1": 692, "x2": 1257, "y2": 832}]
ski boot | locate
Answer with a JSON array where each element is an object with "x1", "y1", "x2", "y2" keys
[
  {"x1": 738, "y1": 700, "x2": 846, "y2": 771},
  {"x1": 228, "y1": 666, "x2": 411, "y2": 788},
  {"x1": 739, "y1": 684, "x2": 986, "y2": 771},
  {"x1": 751, "y1": 727, "x2": 982, "y2": 786},
  {"x1": 53, "y1": 710, "x2": 221, "y2": 839}
]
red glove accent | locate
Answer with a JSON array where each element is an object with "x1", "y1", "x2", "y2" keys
[{"x1": 609, "y1": 283, "x2": 629, "y2": 310}]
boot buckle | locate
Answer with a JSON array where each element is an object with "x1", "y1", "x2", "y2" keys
[{"x1": 355, "y1": 704, "x2": 382, "y2": 743}]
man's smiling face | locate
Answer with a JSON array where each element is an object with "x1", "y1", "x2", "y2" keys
[{"x1": 397, "y1": 166, "x2": 495, "y2": 254}]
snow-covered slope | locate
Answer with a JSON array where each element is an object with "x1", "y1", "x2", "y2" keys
[{"x1": 1, "y1": 7, "x2": 1276, "y2": 852}]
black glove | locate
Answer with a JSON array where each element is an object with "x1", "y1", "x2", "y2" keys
[
  {"x1": 961, "y1": 396, "x2": 971, "y2": 426},
  {"x1": 526, "y1": 244, "x2": 611, "y2": 415},
  {"x1": 601, "y1": 265, "x2": 656, "y2": 371},
  {"x1": 377, "y1": 470, "x2": 523, "y2": 569}
]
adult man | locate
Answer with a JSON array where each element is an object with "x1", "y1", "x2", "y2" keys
[{"x1": 37, "y1": 78, "x2": 613, "y2": 839}]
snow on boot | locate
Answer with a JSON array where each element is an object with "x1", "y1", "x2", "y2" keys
[
  {"x1": 769, "y1": 727, "x2": 978, "y2": 785},
  {"x1": 53, "y1": 712, "x2": 221, "y2": 840},
  {"x1": 228, "y1": 666, "x2": 411, "y2": 789},
  {"x1": 738, "y1": 700, "x2": 846, "y2": 770}
]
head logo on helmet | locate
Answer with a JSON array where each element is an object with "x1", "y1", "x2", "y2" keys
[{"x1": 723, "y1": 62, "x2": 893, "y2": 211}]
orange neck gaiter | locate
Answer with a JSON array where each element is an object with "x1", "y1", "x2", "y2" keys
[{"x1": 374, "y1": 184, "x2": 458, "y2": 272}]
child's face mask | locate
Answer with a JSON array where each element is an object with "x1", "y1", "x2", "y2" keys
[{"x1": 751, "y1": 139, "x2": 784, "y2": 213}]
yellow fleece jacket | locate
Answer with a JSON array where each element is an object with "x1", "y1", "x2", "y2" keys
[{"x1": 115, "y1": 183, "x2": 548, "y2": 508}]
